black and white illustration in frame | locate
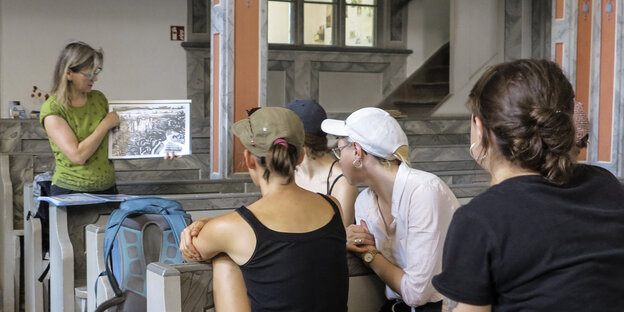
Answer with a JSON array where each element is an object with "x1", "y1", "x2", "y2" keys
[{"x1": 108, "y1": 100, "x2": 192, "y2": 159}]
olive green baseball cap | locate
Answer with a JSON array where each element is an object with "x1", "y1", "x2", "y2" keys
[{"x1": 232, "y1": 107, "x2": 305, "y2": 157}]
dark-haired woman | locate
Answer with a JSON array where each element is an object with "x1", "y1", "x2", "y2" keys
[
  {"x1": 432, "y1": 59, "x2": 624, "y2": 311},
  {"x1": 285, "y1": 99, "x2": 359, "y2": 227},
  {"x1": 180, "y1": 107, "x2": 348, "y2": 311}
]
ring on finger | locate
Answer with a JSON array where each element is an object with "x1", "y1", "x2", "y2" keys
[{"x1": 355, "y1": 238, "x2": 362, "y2": 244}]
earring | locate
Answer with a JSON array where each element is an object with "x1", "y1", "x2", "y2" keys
[
  {"x1": 469, "y1": 142, "x2": 487, "y2": 161},
  {"x1": 352, "y1": 158, "x2": 362, "y2": 169}
]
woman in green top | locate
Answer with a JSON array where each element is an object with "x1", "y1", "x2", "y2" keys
[{"x1": 40, "y1": 41, "x2": 120, "y2": 195}]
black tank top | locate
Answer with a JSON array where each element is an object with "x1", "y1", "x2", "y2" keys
[{"x1": 237, "y1": 193, "x2": 349, "y2": 312}]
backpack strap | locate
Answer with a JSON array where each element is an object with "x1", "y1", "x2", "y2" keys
[{"x1": 95, "y1": 197, "x2": 191, "y2": 310}]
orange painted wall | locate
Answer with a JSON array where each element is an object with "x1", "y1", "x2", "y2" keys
[
  {"x1": 575, "y1": 0, "x2": 592, "y2": 161},
  {"x1": 212, "y1": 33, "x2": 220, "y2": 173},
  {"x1": 234, "y1": 0, "x2": 260, "y2": 172},
  {"x1": 597, "y1": 0, "x2": 616, "y2": 162},
  {"x1": 555, "y1": 42, "x2": 564, "y2": 67},
  {"x1": 556, "y1": 0, "x2": 565, "y2": 19}
]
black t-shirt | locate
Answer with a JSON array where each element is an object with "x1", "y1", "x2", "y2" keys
[
  {"x1": 237, "y1": 193, "x2": 349, "y2": 312},
  {"x1": 432, "y1": 165, "x2": 624, "y2": 311}
]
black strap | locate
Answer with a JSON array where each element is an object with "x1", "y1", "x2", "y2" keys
[
  {"x1": 326, "y1": 159, "x2": 345, "y2": 195},
  {"x1": 37, "y1": 263, "x2": 50, "y2": 282},
  {"x1": 94, "y1": 292, "x2": 127, "y2": 312}
]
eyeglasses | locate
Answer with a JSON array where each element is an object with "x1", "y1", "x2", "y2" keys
[
  {"x1": 246, "y1": 107, "x2": 261, "y2": 146},
  {"x1": 332, "y1": 142, "x2": 352, "y2": 159},
  {"x1": 75, "y1": 67, "x2": 102, "y2": 80}
]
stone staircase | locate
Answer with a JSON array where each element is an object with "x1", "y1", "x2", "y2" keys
[
  {"x1": 399, "y1": 118, "x2": 489, "y2": 204},
  {"x1": 379, "y1": 43, "x2": 450, "y2": 118}
]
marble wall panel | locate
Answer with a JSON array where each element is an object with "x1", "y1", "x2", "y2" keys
[
  {"x1": 192, "y1": 138, "x2": 211, "y2": 154},
  {"x1": 115, "y1": 169, "x2": 200, "y2": 182},
  {"x1": 531, "y1": 0, "x2": 552, "y2": 59},
  {"x1": 268, "y1": 60, "x2": 295, "y2": 102},
  {"x1": 410, "y1": 145, "x2": 472, "y2": 162},
  {"x1": 0, "y1": 139, "x2": 20, "y2": 153},
  {"x1": 408, "y1": 133, "x2": 470, "y2": 146},
  {"x1": 266, "y1": 50, "x2": 407, "y2": 107},
  {"x1": 399, "y1": 118, "x2": 470, "y2": 135},
  {"x1": 9, "y1": 154, "x2": 34, "y2": 229},
  {"x1": 505, "y1": 0, "x2": 525, "y2": 61},
  {"x1": 117, "y1": 180, "x2": 248, "y2": 195},
  {"x1": 615, "y1": 0, "x2": 624, "y2": 177},
  {"x1": 34, "y1": 155, "x2": 55, "y2": 174},
  {"x1": 21, "y1": 139, "x2": 51, "y2": 153},
  {"x1": 412, "y1": 160, "x2": 482, "y2": 172}
]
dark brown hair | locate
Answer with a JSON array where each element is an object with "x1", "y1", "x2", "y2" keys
[
  {"x1": 256, "y1": 142, "x2": 299, "y2": 184},
  {"x1": 469, "y1": 59, "x2": 575, "y2": 185},
  {"x1": 304, "y1": 133, "x2": 330, "y2": 159}
]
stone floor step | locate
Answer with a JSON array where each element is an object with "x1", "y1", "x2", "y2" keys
[
  {"x1": 408, "y1": 133, "x2": 470, "y2": 145},
  {"x1": 432, "y1": 169, "x2": 490, "y2": 185},
  {"x1": 412, "y1": 160, "x2": 482, "y2": 172},
  {"x1": 117, "y1": 178, "x2": 258, "y2": 195},
  {"x1": 410, "y1": 144, "x2": 472, "y2": 162},
  {"x1": 449, "y1": 182, "x2": 489, "y2": 199}
]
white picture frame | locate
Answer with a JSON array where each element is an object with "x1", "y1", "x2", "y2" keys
[{"x1": 108, "y1": 100, "x2": 192, "y2": 159}]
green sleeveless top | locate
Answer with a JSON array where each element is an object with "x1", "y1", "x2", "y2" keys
[{"x1": 40, "y1": 90, "x2": 116, "y2": 192}]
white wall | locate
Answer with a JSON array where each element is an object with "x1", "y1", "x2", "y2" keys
[
  {"x1": 0, "y1": 0, "x2": 187, "y2": 117},
  {"x1": 433, "y1": 0, "x2": 505, "y2": 117},
  {"x1": 405, "y1": 0, "x2": 450, "y2": 75}
]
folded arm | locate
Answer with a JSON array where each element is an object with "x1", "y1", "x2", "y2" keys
[{"x1": 43, "y1": 112, "x2": 119, "y2": 165}]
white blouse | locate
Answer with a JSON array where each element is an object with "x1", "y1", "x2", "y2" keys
[{"x1": 354, "y1": 162, "x2": 459, "y2": 307}]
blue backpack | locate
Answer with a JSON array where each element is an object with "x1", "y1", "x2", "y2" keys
[{"x1": 95, "y1": 197, "x2": 191, "y2": 312}]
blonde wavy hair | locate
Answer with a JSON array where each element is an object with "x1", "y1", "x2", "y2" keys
[
  {"x1": 345, "y1": 137, "x2": 410, "y2": 168},
  {"x1": 51, "y1": 41, "x2": 103, "y2": 109}
]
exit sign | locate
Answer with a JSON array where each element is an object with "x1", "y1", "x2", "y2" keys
[{"x1": 170, "y1": 26, "x2": 185, "y2": 41}]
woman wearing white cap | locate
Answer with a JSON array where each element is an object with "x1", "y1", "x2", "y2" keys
[
  {"x1": 180, "y1": 107, "x2": 349, "y2": 311},
  {"x1": 322, "y1": 107, "x2": 460, "y2": 312}
]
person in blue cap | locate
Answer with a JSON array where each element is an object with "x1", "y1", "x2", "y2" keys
[{"x1": 285, "y1": 99, "x2": 359, "y2": 227}]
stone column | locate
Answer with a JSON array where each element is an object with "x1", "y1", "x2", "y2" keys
[{"x1": 211, "y1": 0, "x2": 267, "y2": 178}]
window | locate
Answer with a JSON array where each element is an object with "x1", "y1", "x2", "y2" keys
[
  {"x1": 268, "y1": 0, "x2": 294, "y2": 44},
  {"x1": 345, "y1": 0, "x2": 375, "y2": 47},
  {"x1": 303, "y1": 0, "x2": 336, "y2": 45},
  {"x1": 268, "y1": 0, "x2": 377, "y2": 47}
]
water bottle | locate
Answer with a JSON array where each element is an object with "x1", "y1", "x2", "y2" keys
[{"x1": 9, "y1": 101, "x2": 26, "y2": 119}]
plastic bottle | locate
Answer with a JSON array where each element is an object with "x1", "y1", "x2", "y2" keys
[{"x1": 9, "y1": 101, "x2": 26, "y2": 119}]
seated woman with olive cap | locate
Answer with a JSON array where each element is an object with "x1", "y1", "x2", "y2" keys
[{"x1": 179, "y1": 107, "x2": 348, "y2": 312}]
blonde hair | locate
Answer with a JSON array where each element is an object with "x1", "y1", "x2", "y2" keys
[
  {"x1": 51, "y1": 41, "x2": 103, "y2": 109},
  {"x1": 345, "y1": 136, "x2": 410, "y2": 168}
]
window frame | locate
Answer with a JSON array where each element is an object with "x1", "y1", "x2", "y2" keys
[{"x1": 268, "y1": 0, "x2": 384, "y2": 48}]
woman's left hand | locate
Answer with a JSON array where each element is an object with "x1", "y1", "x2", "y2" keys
[
  {"x1": 180, "y1": 218, "x2": 210, "y2": 261},
  {"x1": 346, "y1": 220, "x2": 376, "y2": 253}
]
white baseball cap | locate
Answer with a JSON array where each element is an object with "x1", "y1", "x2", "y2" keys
[{"x1": 321, "y1": 107, "x2": 408, "y2": 160}]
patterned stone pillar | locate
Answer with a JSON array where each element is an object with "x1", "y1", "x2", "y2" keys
[
  {"x1": 211, "y1": 0, "x2": 268, "y2": 178},
  {"x1": 551, "y1": 0, "x2": 623, "y2": 178}
]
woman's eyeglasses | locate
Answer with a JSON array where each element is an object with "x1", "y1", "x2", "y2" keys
[
  {"x1": 332, "y1": 142, "x2": 352, "y2": 159},
  {"x1": 74, "y1": 67, "x2": 102, "y2": 80}
]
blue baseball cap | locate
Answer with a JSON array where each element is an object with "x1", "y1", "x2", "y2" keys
[{"x1": 285, "y1": 99, "x2": 327, "y2": 136}]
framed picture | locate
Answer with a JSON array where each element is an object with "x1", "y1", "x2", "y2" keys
[{"x1": 108, "y1": 100, "x2": 192, "y2": 159}]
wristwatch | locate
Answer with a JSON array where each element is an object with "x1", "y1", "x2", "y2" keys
[{"x1": 363, "y1": 249, "x2": 381, "y2": 263}]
